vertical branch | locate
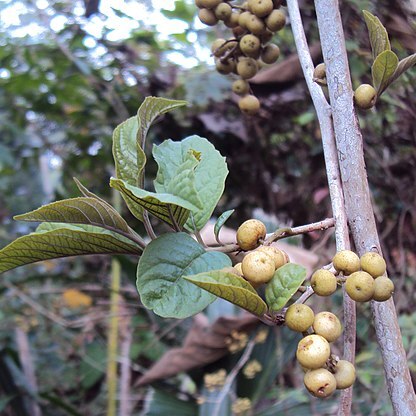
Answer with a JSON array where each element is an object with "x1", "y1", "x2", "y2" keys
[
  {"x1": 314, "y1": 0, "x2": 416, "y2": 414},
  {"x1": 286, "y1": 2, "x2": 355, "y2": 414}
]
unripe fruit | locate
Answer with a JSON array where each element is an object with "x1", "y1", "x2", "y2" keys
[
  {"x1": 261, "y1": 43, "x2": 280, "y2": 64},
  {"x1": 241, "y1": 251, "x2": 276, "y2": 284},
  {"x1": 224, "y1": 11, "x2": 241, "y2": 28},
  {"x1": 373, "y1": 276, "x2": 394, "y2": 302},
  {"x1": 238, "y1": 10, "x2": 252, "y2": 29},
  {"x1": 234, "y1": 262, "x2": 243, "y2": 276},
  {"x1": 215, "y1": 58, "x2": 236, "y2": 75},
  {"x1": 237, "y1": 57, "x2": 258, "y2": 79},
  {"x1": 333, "y1": 360, "x2": 356, "y2": 389},
  {"x1": 211, "y1": 38, "x2": 229, "y2": 57},
  {"x1": 232, "y1": 79, "x2": 250, "y2": 96},
  {"x1": 248, "y1": 0, "x2": 274, "y2": 18},
  {"x1": 236, "y1": 219, "x2": 267, "y2": 251},
  {"x1": 360, "y1": 252, "x2": 386, "y2": 278},
  {"x1": 345, "y1": 271, "x2": 375, "y2": 302},
  {"x1": 198, "y1": 8, "x2": 218, "y2": 26},
  {"x1": 332, "y1": 250, "x2": 360, "y2": 275},
  {"x1": 354, "y1": 84, "x2": 377, "y2": 110},
  {"x1": 312, "y1": 312, "x2": 342, "y2": 343},
  {"x1": 259, "y1": 30, "x2": 274, "y2": 44},
  {"x1": 240, "y1": 34, "x2": 261, "y2": 58},
  {"x1": 311, "y1": 269, "x2": 337, "y2": 296},
  {"x1": 265, "y1": 9, "x2": 286, "y2": 32},
  {"x1": 304, "y1": 368, "x2": 337, "y2": 398},
  {"x1": 313, "y1": 63, "x2": 326, "y2": 80},
  {"x1": 214, "y1": 2, "x2": 232, "y2": 20},
  {"x1": 238, "y1": 95, "x2": 260, "y2": 115},
  {"x1": 198, "y1": 0, "x2": 222, "y2": 8},
  {"x1": 256, "y1": 245, "x2": 288, "y2": 269},
  {"x1": 296, "y1": 334, "x2": 331, "y2": 369},
  {"x1": 246, "y1": 14, "x2": 266, "y2": 35},
  {"x1": 285, "y1": 304, "x2": 315, "y2": 333}
]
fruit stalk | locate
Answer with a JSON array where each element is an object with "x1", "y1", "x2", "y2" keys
[
  {"x1": 314, "y1": 0, "x2": 416, "y2": 414},
  {"x1": 286, "y1": 0, "x2": 355, "y2": 413}
]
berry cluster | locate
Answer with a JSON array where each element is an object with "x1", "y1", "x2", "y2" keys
[
  {"x1": 195, "y1": 0, "x2": 286, "y2": 114},
  {"x1": 234, "y1": 219, "x2": 289, "y2": 287}
]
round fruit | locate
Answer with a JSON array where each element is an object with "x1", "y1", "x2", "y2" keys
[
  {"x1": 354, "y1": 84, "x2": 377, "y2": 110},
  {"x1": 236, "y1": 219, "x2": 267, "y2": 250},
  {"x1": 313, "y1": 63, "x2": 326, "y2": 80},
  {"x1": 241, "y1": 251, "x2": 276, "y2": 284},
  {"x1": 238, "y1": 10, "x2": 252, "y2": 29},
  {"x1": 240, "y1": 34, "x2": 261, "y2": 58},
  {"x1": 304, "y1": 368, "x2": 337, "y2": 398},
  {"x1": 237, "y1": 57, "x2": 258, "y2": 79},
  {"x1": 224, "y1": 11, "x2": 241, "y2": 28},
  {"x1": 312, "y1": 312, "x2": 342, "y2": 343},
  {"x1": 261, "y1": 43, "x2": 280, "y2": 64},
  {"x1": 215, "y1": 58, "x2": 235, "y2": 74},
  {"x1": 259, "y1": 30, "x2": 274, "y2": 44},
  {"x1": 345, "y1": 271, "x2": 375, "y2": 302},
  {"x1": 373, "y1": 276, "x2": 394, "y2": 302},
  {"x1": 333, "y1": 360, "x2": 356, "y2": 389},
  {"x1": 332, "y1": 250, "x2": 361, "y2": 275},
  {"x1": 256, "y1": 245, "x2": 288, "y2": 269},
  {"x1": 265, "y1": 9, "x2": 286, "y2": 32},
  {"x1": 211, "y1": 38, "x2": 229, "y2": 57},
  {"x1": 285, "y1": 304, "x2": 315, "y2": 333},
  {"x1": 198, "y1": 8, "x2": 218, "y2": 26},
  {"x1": 311, "y1": 269, "x2": 337, "y2": 296},
  {"x1": 246, "y1": 14, "x2": 266, "y2": 34},
  {"x1": 234, "y1": 262, "x2": 243, "y2": 276},
  {"x1": 238, "y1": 95, "x2": 260, "y2": 115},
  {"x1": 296, "y1": 334, "x2": 331, "y2": 369},
  {"x1": 360, "y1": 251, "x2": 386, "y2": 278},
  {"x1": 197, "y1": 0, "x2": 222, "y2": 8},
  {"x1": 248, "y1": 0, "x2": 274, "y2": 18},
  {"x1": 232, "y1": 79, "x2": 250, "y2": 96},
  {"x1": 214, "y1": 2, "x2": 232, "y2": 20}
]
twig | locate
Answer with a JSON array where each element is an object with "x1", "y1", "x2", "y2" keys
[
  {"x1": 212, "y1": 337, "x2": 257, "y2": 416},
  {"x1": 286, "y1": 1, "x2": 354, "y2": 414},
  {"x1": 314, "y1": 0, "x2": 416, "y2": 414},
  {"x1": 264, "y1": 218, "x2": 335, "y2": 245}
]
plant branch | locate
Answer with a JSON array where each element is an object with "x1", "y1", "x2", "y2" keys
[
  {"x1": 286, "y1": 1, "x2": 354, "y2": 413},
  {"x1": 314, "y1": 0, "x2": 416, "y2": 414}
]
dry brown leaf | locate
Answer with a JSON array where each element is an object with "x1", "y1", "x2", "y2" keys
[{"x1": 135, "y1": 314, "x2": 259, "y2": 387}]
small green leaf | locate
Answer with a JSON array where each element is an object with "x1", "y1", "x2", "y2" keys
[
  {"x1": 371, "y1": 50, "x2": 399, "y2": 95},
  {"x1": 382, "y1": 53, "x2": 416, "y2": 93},
  {"x1": 137, "y1": 97, "x2": 187, "y2": 184},
  {"x1": 363, "y1": 10, "x2": 390, "y2": 60},
  {"x1": 153, "y1": 135, "x2": 228, "y2": 231},
  {"x1": 214, "y1": 209, "x2": 235, "y2": 243},
  {"x1": 185, "y1": 270, "x2": 267, "y2": 316},
  {"x1": 14, "y1": 197, "x2": 131, "y2": 235},
  {"x1": 137, "y1": 233, "x2": 231, "y2": 318},
  {"x1": 110, "y1": 178, "x2": 196, "y2": 229},
  {"x1": 0, "y1": 224, "x2": 141, "y2": 274},
  {"x1": 112, "y1": 116, "x2": 146, "y2": 219},
  {"x1": 265, "y1": 263, "x2": 307, "y2": 311},
  {"x1": 73, "y1": 177, "x2": 110, "y2": 205}
]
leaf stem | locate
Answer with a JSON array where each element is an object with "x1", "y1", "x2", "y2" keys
[{"x1": 142, "y1": 211, "x2": 157, "y2": 240}]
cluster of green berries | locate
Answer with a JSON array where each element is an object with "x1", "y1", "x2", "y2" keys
[
  {"x1": 195, "y1": 0, "x2": 286, "y2": 115},
  {"x1": 234, "y1": 219, "x2": 289, "y2": 287},
  {"x1": 313, "y1": 249, "x2": 394, "y2": 302},
  {"x1": 285, "y1": 305, "x2": 355, "y2": 398}
]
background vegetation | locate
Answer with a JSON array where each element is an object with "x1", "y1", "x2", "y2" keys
[{"x1": 0, "y1": 0, "x2": 415, "y2": 414}]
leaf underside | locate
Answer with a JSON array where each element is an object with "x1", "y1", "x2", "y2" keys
[
  {"x1": 363, "y1": 10, "x2": 391, "y2": 60},
  {"x1": 371, "y1": 50, "x2": 398, "y2": 95}
]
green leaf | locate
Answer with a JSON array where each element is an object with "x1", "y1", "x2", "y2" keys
[
  {"x1": 137, "y1": 232, "x2": 231, "y2": 318},
  {"x1": 136, "y1": 96, "x2": 187, "y2": 186},
  {"x1": 381, "y1": 53, "x2": 416, "y2": 93},
  {"x1": 184, "y1": 270, "x2": 267, "y2": 316},
  {"x1": 214, "y1": 209, "x2": 235, "y2": 243},
  {"x1": 363, "y1": 10, "x2": 390, "y2": 60},
  {"x1": 112, "y1": 116, "x2": 146, "y2": 219},
  {"x1": 143, "y1": 389, "x2": 198, "y2": 416},
  {"x1": 14, "y1": 197, "x2": 131, "y2": 235},
  {"x1": 73, "y1": 177, "x2": 110, "y2": 205},
  {"x1": 0, "y1": 224, "x2": 141, "y2": 274},
  {"x1": 153, "y1": 135, "x2": 228, "y2": 231},
  {"x1": 265, "y1": 263, "x2": 307, "y2": 311},
  {"x1": 110, "y1": 178, "x2": 197, "y2": 229},
  {"x1": 371, "y1": 50, "x2": 399, "y2": 95}
]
